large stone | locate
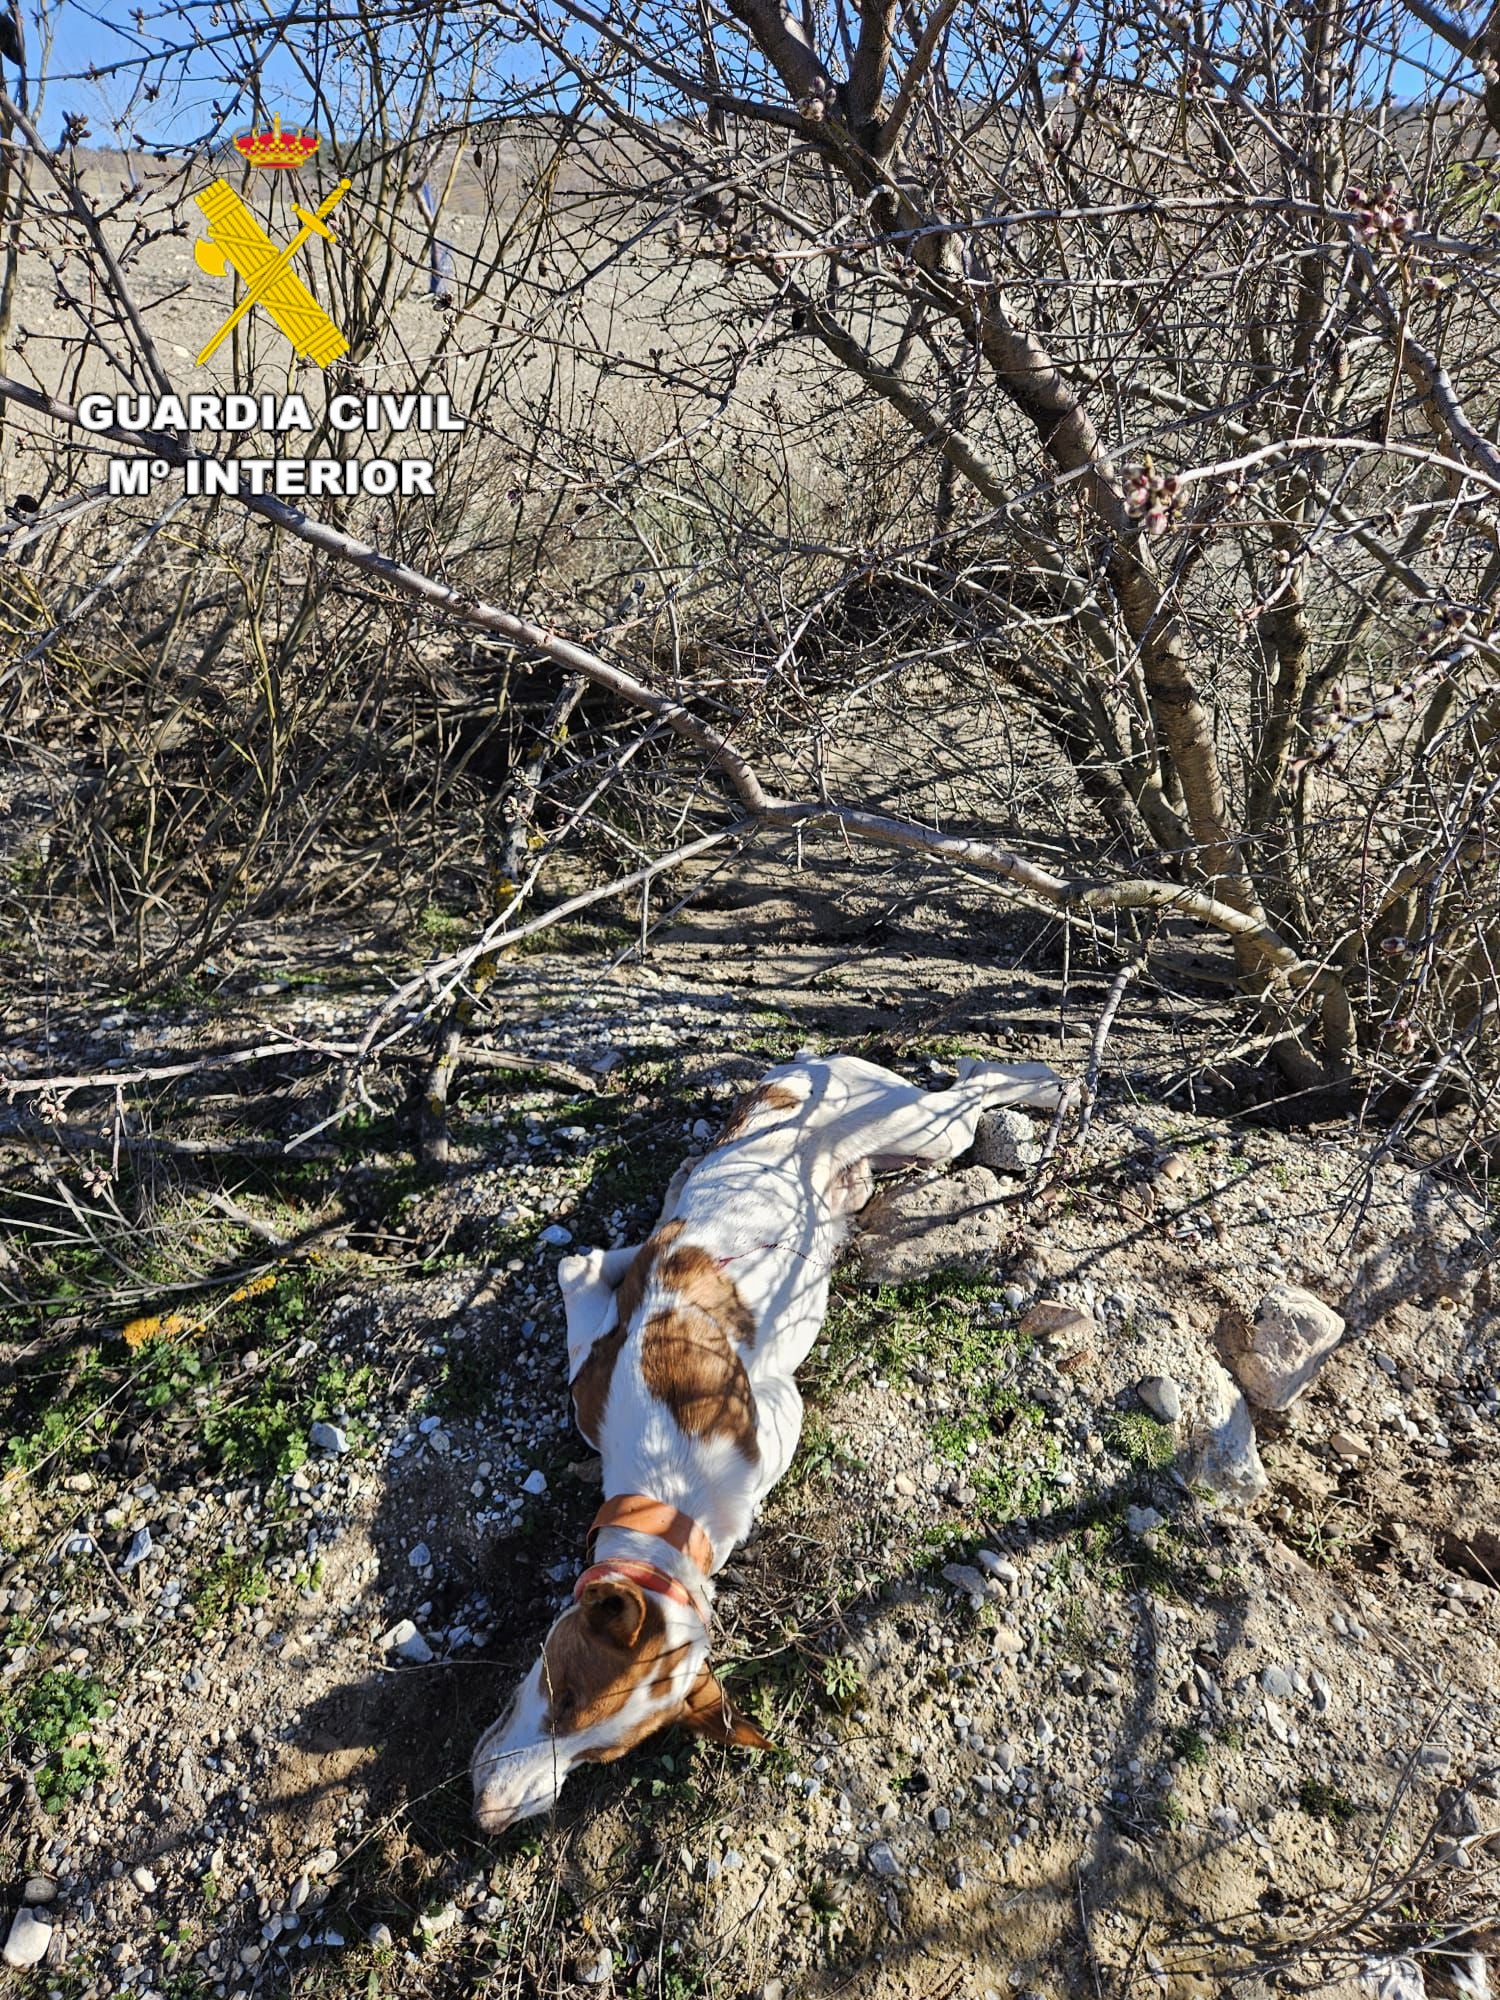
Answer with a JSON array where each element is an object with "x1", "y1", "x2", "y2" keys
[
  {"x1": 4, "y1": 1909, "x2": 53, "y2": 1969},
  {"x1": 1189, "y1": 1358, "x2": 1269, "y2": 1502},
  {"x1": 1138, "y1": 1373, "x2": 1183, "y2": 1423},
  {"x1": 973, "y1": 1110, "x2": 1042, "y2": 1172},
  {"x1": 1020, "y1": 1299, "x2": 1097, "y2": 1345},
  {"x1": 1230, "y1": 1285, "x2": 1345, "y2": 1411},
  {"x1": 1441, "y1": 1521, "x2": 1500, "y2": 1587},
  {"x1": 853, "y1": 1167, "x2": 1010, "y2": 1284},
  {"x1": 380, "y1": 1618, "x2": 434, "y2": 1664}
]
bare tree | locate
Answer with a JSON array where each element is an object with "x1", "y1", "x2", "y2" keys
[{"x1": 1, "y1": 0, "x2": 1498, "y2": 1153}]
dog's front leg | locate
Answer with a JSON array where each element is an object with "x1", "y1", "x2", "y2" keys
[
  {"x1": 655, "y1": 1157, "x2": 696, "y2": 1224},
  {"x1": 748, "y1": 1376, "x2": 806, "y2": 1502},
  {"x1": 558, "y1": 1243, "x2": 641, "y2": 1378}
]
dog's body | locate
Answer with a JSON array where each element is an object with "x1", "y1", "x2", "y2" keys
[{"x1": 471, "y1": 1053, "x2": 1066, "y2": 1831}]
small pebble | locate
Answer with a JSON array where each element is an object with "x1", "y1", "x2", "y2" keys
[
  {"x1": 1138, "y1": 1375, "x2": 1183, "y2": 1423},
  {"x1": 120, "y1": 1526, "x2": 153, "y2": 1571},
  {"x1": 975, "y1": 1550, "x2": 1019, "y2": 1584},
  {"x1": 380, "y1": 1619, "x2": 434, "y2": 1664}
]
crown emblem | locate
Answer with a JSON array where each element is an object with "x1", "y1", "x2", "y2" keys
[{"x1": 233, "y1": 115, "x2": 319, "y2": 171}]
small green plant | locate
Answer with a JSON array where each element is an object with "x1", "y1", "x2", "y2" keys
[
  {"x1": 1164, "y1": 1724, "x2": 1210, "y2": 1767},
  {"x1": 201, "y1": 1350, "x2": 367, "y2": 1478},
  {"x1": 1, "y1": 1669, "x2": 113, "y2": 1807},
  {"x1": 190, "y1": 1551, "x2": 270, "y2": 1630},
  {"x1": 931, "y1": 1412, "x2": 987, "y2": 1463},
  {"x1": 1297, "y1": 1777, "x2": 1356, "y2": 1824},
  {"x1": 819, "y1": 1657, "x2": 864, "y2": 1713},
  {"x1": 137, "y1": 1341, "x2": 214, "y2": 1412},
  {"x1": 638, "y1": 1743, "x2": 700, "y2": 1804},
  {"x1": 1105, "y1": 1408, "x2": 1177, "y2": 1473},
  {"x1": 4, "y1": 1349, "x2": 109, "y2": 1476},
  {"x1": 787, "y1": 1410, "x2": 862, "y2": 1488},
  {"x1": 203, "y1": 1370, "x2": 310, "y2": 1475},
  {"x1": 415, "y1": 904, "x2": 470, "y2": 946},
  {"x1": 739, "y1": 1014, "x2": 815, "y2": 1063},
  {"x1": 915, "y1": 1520, "x2": 971, "y2": 1562}
]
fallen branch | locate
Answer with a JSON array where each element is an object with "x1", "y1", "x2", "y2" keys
[{"x1": 458, "y1": 1048, "x2": 599, "y2": 1093}]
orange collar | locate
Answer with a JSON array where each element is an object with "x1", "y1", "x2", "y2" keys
[
  {"x1": 573, "y1": 1558, "x2": 704, "y2": 1620},
  {"x1": 588, "y1": 1492, "x2": 715, "y2": 1576}
]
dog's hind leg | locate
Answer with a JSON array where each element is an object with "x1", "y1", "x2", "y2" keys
[
  {"x1": 829, "y1": 1056, "x2": 1070, "y2": 1174},
  {"x1": 558, "y1": 1244, "x2": 641, "y2": 1378}
]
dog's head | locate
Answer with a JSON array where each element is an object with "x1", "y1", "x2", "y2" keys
[{"x1": 470, "y1": 1574, "x2": 771, "y2": 1832}]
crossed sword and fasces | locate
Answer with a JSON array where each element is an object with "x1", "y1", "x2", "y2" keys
[{"x1": 192, "y1": 176, "x2": 352, "y2": 367}]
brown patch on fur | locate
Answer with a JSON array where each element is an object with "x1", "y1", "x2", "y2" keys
[
  {"x1": 588, "y1": 1223, "x2": 761, "y2": 1448},
  {"x1": 659, "y1": 1242, "x2": 758, "y2": 1350},
  {"x1": 542, "y1": 1584, "x2": 692, "y2": 1759},
  {"x1": 570, "y1": 1323, "x2": 626, "y2": 1449},
  {"x1": 713, "y1": 1079, "x2": 801, "y2": 1146},
  {"x1": 612, "y1": 1219, "x2": 685, "y2": 1332},
  {"x1": 640, "y1": 1299, "x2": 760, "y2": 1461}
]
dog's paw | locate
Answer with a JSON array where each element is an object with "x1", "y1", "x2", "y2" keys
[{"x1": 557, "y1": 1249, "x2": 604, "y2": 1294}]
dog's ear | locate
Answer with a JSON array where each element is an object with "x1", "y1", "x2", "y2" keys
[
  {"x1": 678, "y1": 1666, "x2": 774, "y2": 1749},
  {"x1": 577, "y1": 1577, "x2": 648, "y2": 1650}
]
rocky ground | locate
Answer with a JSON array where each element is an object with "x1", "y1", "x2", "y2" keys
[{"x1": 2, "y1": 865, "x2": 1497, "y2": 2000}]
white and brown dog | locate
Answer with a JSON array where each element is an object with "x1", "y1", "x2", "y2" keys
[{"x1": 470, "y1": 1052, "x2": 1066, "y2": 1832}]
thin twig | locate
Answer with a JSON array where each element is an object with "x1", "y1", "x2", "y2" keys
[{"x1": 1077, "y1": 953, "x2": 1147, "y2": 1143}]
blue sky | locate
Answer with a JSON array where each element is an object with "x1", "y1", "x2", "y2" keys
[{"x1": 30, "y1": 0, "x2": 1482, "y2": 150}]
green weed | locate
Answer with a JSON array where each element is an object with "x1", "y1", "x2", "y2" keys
[
  {"x1": 190, "y1": 1551, "x2": 270, "y2": 1631},
  {"x1": 1, "y1": 1669, "x2": 113, "y2": 1808},
  {"x1": 1298, "y1": 1777, "x2": 1357, "y2": 1824},
  {"x1": 819, "y1": 1657, "x2": 864, "y2": 1713},
  {"x1": 1164, "y1": 1724, "x2": 1210, "y2": 1767},
  {"x1": 786, "y1": 1410, "x2": 862, "y2": 1490},
  {"x1": 915, "y1": 1520, "x2": 972, "y2": 1562},
  {"x1": 1105, "y1": 1408, "x2": 1177, "y2": 1473},
  {"x1": 414, "y1": 905, "x2": 470, "y2": 946},
  {"x1": 202, "y1": 1353, "x2": 368, "y2": 1477},
  {"x1": 4, "y1": 1349, "x2": 108, "y2": 1476}
]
